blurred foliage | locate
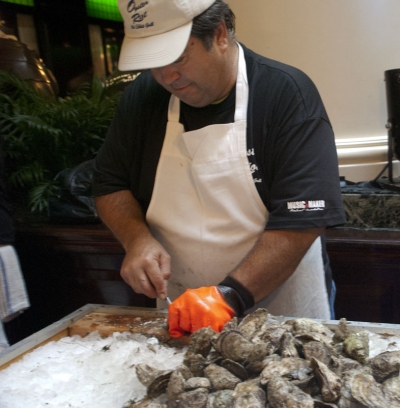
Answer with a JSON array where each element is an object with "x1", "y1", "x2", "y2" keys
[{"x1": 0, "y1": 71, "x2": 124, "y2": 212}]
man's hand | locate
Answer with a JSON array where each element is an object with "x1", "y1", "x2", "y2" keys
[
  {"x1": 167, "y1": 286, "x2": 235, "y2": 338},
  {"x1": 121, "y1": 234, "x2": 170, "y2": 299},
  {"x1": 95, "y1": 191, "x2": 171, "y2": 300}
]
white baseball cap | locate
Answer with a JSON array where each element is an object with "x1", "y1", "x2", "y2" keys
[{"x1": 118, "y1": 0, "x2": 216, "y2": 71}]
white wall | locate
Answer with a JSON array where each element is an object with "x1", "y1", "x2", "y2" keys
[{"x1": 228, "y1": 0, "x2": 400, "y2": 181}]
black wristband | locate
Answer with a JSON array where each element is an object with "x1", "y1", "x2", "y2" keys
[{"x1": 217, "y1": 276, "x2": 255, "y2": 316}]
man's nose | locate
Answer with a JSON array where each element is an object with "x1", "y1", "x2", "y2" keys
[{"x1": 157, "y1": 64, "x2": 180, "y2": 85}]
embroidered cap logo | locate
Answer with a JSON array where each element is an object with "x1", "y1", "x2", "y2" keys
[{"x1": 127, "y1": 1, "x2": 152, "y2": 29}]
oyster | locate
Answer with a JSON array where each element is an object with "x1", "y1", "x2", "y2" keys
[
  {"x1": 260, "y1": 357, "x2": 313, "y2": 386},
  {"x1": 206, "y1": 389, "x2": 234, "y2": 407},
  {"x1": 245, "y1": 353, "x2": 281, "y2": 374},
  {"x1": 238, "y1": 308, "x2": 286, "y2": 350},
  {"x1": 173, "y1": 388, "x2": 209, "y2": 408},
  {"x1": 350, "y1": 372, "x2": 391, "y2": 407},
  {"x1": 383, "y1": 376, "x2": 400, "y2": 402},
  {"x1": 220, "y1": 359, "x2": 248, "y2": 381},
  {"x1": 343, "y1": 332, "x2": 369, "y2": 364},
  {"x1": 339, "y1": 366, "x2": 372, "y2": 404},
  {"x1": 203, "y1": 363, "x2": 242, "y2": 391},
  {"x1": 236, "y1": 308, "x2": 271, "y2": 340},
  {"x1": 167, "y1": 370, "x2": 186, "y2": 403},
  {"x1": 287, "y1": 318, "x2": 334, "y2": 339},
  {"x1": 123, "y1": 397, "x2": 166, "y2": 408},
  {"x1": 280, "y1": 331, "x2": 299, "y2": 358},
  {"x1": 231, "y1": 380, "x2": 266, "y2": 407},
  {"x1": 135, "y1": 364, "x2": 173, "y2": 398},
  {"x1": 213, "y1": 330, "x2": 255, "y2": 363},
  {"x1": 333, "y1": 318, "x2": 350, "y2": 343},
  {"x1": 303, "y1": 340, "x2": 333, "y2": 366},
  {"x1": 187, "y1": 327, "x2": 217, "y2": 357},
  {"x1": 329, "y1": 355, "x2": 362, "y2": 378},
  {"x1": 183, "y1": 351, "x2": 207, "y2": 377},
  {"x1": 184, "y1": 377, "x2": 211, "y2": 391},
  {"x1": 311, "y1": 357, "x2": 342, "y2": 402},
  {"x1": 267, "y1": 376, "x2": 314, "y2": 407},
  {"x1": 369, "y1": 350, "x2": 400, "y2": 382}
]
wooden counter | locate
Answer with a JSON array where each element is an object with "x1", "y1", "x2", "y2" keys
[{"x1": 5, "y1": 221, "x2": 400, "y2": 344}]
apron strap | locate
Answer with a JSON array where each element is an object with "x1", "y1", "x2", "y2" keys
[
  {"x1": 234, "y1": 43, "x2": 248, "y2": 122},
  {"x1": 167, "y1": 43, "x2": 248, "y2": 124}
]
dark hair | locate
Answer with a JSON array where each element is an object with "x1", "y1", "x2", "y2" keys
[{"x1": 191, "y1": 0, "x2": 236, "y2": 50}]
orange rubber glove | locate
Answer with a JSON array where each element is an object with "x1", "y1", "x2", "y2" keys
[{"x1": 167, "y1": 286, "x2": 235, "y2": 338}]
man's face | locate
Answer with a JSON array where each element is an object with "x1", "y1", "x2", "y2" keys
[{"x1": 151, "y1": 35, "x2": 234, "y2": 108}]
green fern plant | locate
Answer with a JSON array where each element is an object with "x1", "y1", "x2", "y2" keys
[{"x1": 0, "y1": 71, "x2": 123, "y2": 212}]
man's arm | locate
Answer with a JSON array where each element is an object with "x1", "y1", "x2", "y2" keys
[
  {"x1": 95, "y1": 190, "x2": 170, "y2": 300},
  {"x1": 229, "y1": 227, "x2": 324, "y2": 303},
  {"x1": 167, "y1": 226, "x2": 324, "y2": 337}
]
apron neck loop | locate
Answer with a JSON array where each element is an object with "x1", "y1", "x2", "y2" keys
[{"x1": 168, "y1": 43, "x2": 248, "y2": 123}]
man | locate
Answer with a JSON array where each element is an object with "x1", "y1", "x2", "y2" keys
[{"x1": 93, "y1": 0, "x2": 346, "y2": 338}]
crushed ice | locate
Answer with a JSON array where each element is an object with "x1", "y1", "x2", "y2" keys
[{"x1": 0, "y1": 331, "x2": 186, "y2": 408}]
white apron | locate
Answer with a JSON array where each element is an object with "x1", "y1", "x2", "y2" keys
[{"x1": 146, "y1": 44, "x2": 330, "y2": 319}]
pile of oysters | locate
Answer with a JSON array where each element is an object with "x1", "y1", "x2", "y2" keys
[{"x1": 126, "y1": 308, "x2": 400, "y2": 407}]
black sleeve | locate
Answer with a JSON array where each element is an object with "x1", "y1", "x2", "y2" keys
[
  {"x1": 92, "y1": 71, "x2": 169, "y2": 212},
  {"x1": 246, "y1": 53, "x2": 346, "y2": 230},
  {"x1": 265, "y1": 116, "x2": 346, "y2": 229}
]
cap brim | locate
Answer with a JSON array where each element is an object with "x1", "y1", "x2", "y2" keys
[{"x1": 118, "y1": 21, "x2": 192, "y2": 71}]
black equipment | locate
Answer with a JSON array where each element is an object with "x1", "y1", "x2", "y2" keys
[{"x1": 377, "y1": 69, "x2": 400, "y2": 191}]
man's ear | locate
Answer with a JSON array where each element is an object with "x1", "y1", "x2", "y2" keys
[{"x1": 214, "y1": 21, "x2": 229, "y2": 53}]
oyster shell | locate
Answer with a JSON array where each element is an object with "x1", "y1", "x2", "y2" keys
[
  {"x1": 187, "y1": 327, "x2": 217, "y2": 357},
  {"x1": 184, "y1": 377, "x2": 211, "y2": 391},
  {"x1": 135, "y1": 364, "x2": 173, "y2": 398},
  {"x1": 213, "y1": 330, "x2": 254, "y2": 363},
  {"x1": 172, "y1": 388, "x2": 209, "y2": 408},
  {"x1": 231, "y1": 380, "x2": 266, "y2": 407},
  {"x1": 123, "y1": 397, "x2": 166, "y2": 408},
  {"x1": 203, "y1": 363, "x2": 242, "y2": 391},
  {"x1": 280, "y1": 331, "x2": 299, "y2": 358},
  {"x1": 350, "y1": 372, "x2": 391, "y2": 407},
  {"x1": 369, "y1": 350, "x2": 400, "y2": 382},
  {"x1": 236, "y1": 308, "x2": 271, "y2": 340},
  {"x1": 333, "y1": 318, "x2": 350, "y2": 343},
  {"x1": 383, "y1": 375, "x2": 400, "y2": 403},
  {"x1": 287, "y1": 318, "x2": 334, "y2": 339},
  {"x1": 245, "y1": 353, "x2": 281, "y2": 374},
  {"x1": 343, "y1": 332, "x2": 369, "y2": 364},
  {"x1": 220, "y1": 359, "x2": 248, "y2": 381},
  {"x1": 167, "y1": 371, "x2": 186, "y2": 403},
  {"x1": 311, "y1": 357, "x2": 342, "y2": 402},
  {"x1": 303, "y1": 340, "x2": 333, "y2": 366},
  {"x1": 329, "y1": 355, "x2": 362, "y2": 378},
  {"x1": 206, "y1": 389, "x2": 234, "y2": 407},
  {"x1": 183, "y1": 351, "x2": 207, "y2": 377},
  {"x1": 267, "y1": 376, "x2": 314, "y2": 407},
  {"x1": 260, "y1": 357, "x2": 313, "y2": 386}
]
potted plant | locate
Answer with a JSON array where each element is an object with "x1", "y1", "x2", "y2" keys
[{"x1": 0, "y1": 70, "x2": 125, "y2": 214}]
